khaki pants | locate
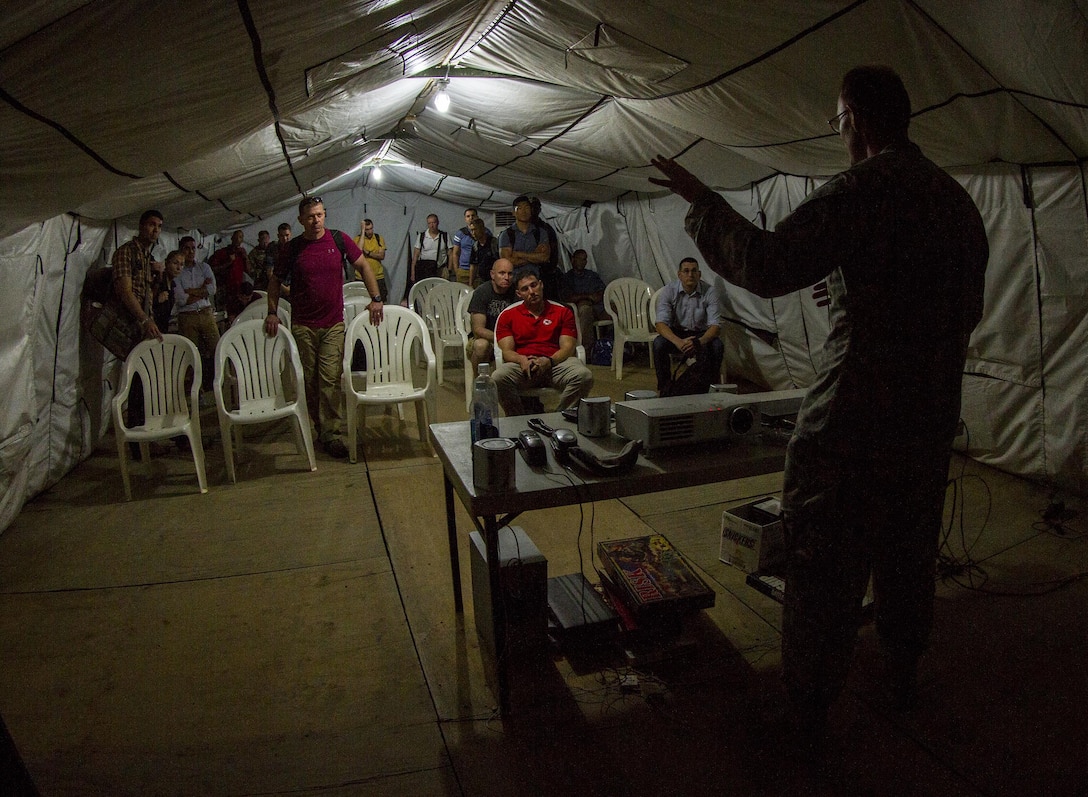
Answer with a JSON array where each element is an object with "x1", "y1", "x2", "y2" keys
[
  {"x1": 177, "y1": 308, "x2": 220, "y2": 390},
  {"x1": 492, "y1": 357, "x2": 594, "y2": 416},
  {"x1": 292, "y1": 322, "x2": 345, "y2": 444}
]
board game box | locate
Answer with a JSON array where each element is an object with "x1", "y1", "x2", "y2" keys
[{"x1": 596, "y1": 534, "x2": 715, "y2": 617}]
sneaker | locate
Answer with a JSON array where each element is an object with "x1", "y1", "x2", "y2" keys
[{"x1": 323, "y1": 438, "x2": 349, "y2": 459}]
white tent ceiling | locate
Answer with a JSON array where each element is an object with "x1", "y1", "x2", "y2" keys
[
  {"x1": 2, "y1": 0, "x2": 1086, "y2": 238},
  {"x1": 1, "y1": 1, "x2": 1087, "y2": 534}
]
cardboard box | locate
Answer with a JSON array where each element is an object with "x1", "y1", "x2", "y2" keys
[{"x1": 720, "y1": 497, "x2": 785, "y2": 573}]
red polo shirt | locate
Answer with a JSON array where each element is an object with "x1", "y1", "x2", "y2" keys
[{"x1": 495, "y1": 300, "x2": 576, "y2": 357}]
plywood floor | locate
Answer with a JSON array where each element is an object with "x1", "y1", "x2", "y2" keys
[{"x1": 1, "y1": 352, "x2": 1086, "y2": 796}]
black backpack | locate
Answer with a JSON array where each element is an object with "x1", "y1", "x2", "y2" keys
[{"x1": 281, "y1": 229, "x2": 354, "y2": 284}]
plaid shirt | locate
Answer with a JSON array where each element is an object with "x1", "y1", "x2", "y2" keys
[{"x1": 111, "y1": 236, "x2": 155, "y2": 312}]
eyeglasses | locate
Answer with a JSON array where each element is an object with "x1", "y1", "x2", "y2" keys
[{"x1": 827, "y1": 109, "x2": 849, "y2": 134}]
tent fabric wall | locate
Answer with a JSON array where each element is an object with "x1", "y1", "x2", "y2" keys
[
  {"x1": 2, "y1": 1, "x2": 1088, "y2": 532},
  {"x1": 3, "y1": 160, "x2": 1088, "y2": 534}
]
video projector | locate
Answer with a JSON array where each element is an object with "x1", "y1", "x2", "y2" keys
[{"x1": 614, "y1": 388, "x2": 806, "y2": 451}]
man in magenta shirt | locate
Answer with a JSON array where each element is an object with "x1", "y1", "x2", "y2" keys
[
  {"x1": 265, "y1": 197, "x2": 384, "y2": 458},
  {"x1": 493, "y1": 266, "x2": 593, "y2": 416}
]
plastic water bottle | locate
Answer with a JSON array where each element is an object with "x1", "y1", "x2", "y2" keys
[{"x1": 471, "y1": 362, "x2": 500, "y2": 443}]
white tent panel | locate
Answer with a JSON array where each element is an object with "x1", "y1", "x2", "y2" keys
[{"x1": 1, "y1": 1, "x2": 1088, "y2": 532}]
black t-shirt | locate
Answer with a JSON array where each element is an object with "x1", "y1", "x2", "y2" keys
[{"x1": 467, "y1": 282, "x2": 516, "y2": 331}]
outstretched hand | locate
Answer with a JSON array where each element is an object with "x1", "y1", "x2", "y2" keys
[{"x1": 649, "y1": 155, "x2": 709, "y2": 203}]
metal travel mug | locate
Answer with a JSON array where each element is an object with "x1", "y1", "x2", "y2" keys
[
  {"x1": 578, "y1": 396, "x2": 611, "y2": 437},
  {"x1": 472, "y1": 438, "x2": 516, "y2": 491}
]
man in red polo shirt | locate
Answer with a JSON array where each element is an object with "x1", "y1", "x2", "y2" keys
[{"x1": 493, "y1": 266, "x2": 593, "y2": 415}]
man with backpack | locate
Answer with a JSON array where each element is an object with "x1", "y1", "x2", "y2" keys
[
  {"x1": 265, "y1": 196, "x2": 384, "y2": 459},
  {"x1": 410, "y1": 213, "x2": 448, "y2": 284}
]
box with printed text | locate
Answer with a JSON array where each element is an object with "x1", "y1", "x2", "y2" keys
[{"x1": 720, "y1": 497, "x2": 786, "y2": 573}]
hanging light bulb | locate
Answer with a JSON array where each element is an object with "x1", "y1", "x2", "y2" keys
[
  {"x1": 433, "y1": 79, "x2": 451, "y2": 113},
  {"x1": 372, "y1": 163, "x2": 384, "y2": 181}
]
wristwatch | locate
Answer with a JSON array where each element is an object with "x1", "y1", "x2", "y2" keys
[{"x1": 370, "y1": 296, "x2": 382, "y2": 303}]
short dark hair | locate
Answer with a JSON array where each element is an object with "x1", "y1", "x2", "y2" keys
[
  {"x1": 179, "y1": 235, "x2": 196, "y2": 247},
  {"x1": 464, "y1": 207, "x2": 478, "y2": 214},
  {"x1": 572, "y1": 249, "x2": 587, "y2": 259},
  {"x1": 512, "y1": 195, "x2": 531, "y2": 208},
  {"x1": 363, "y1": 218, "x2": 374, "y2": 226},
  {"x1": 277, "y1": 222, "x2": 291, "y2": 232},
  {"x1": 258, "y1": 229, "x2": 269, "y2": 237},
  {"x1": 840, "y1": 65, "x2": 911, "y2": 135},
  {"x1": 166, "y1": 249, "x2": 184, "y2": 263},
  {"x1": 513, "y1": 265, "x2": 540, "y2": 288},
  {"x1": 298, "y1": 196, "x2": 323, "y2": 214},
  {"x1": 139, "y1": 209, "x2": 163, "y2": 225}
]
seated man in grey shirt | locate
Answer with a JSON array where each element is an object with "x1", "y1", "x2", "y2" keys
[{"x1": 653, "y1": 257, "x2": 724, "y2": 394}]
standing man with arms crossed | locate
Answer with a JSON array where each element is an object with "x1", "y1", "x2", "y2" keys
[
  {"x1": 175, "y1": 236, "x2": 220, "y2": 395},
  {"x1": 652, "y1": 65, "x2": 988, "y2": 750},
  {"x1": 265, "y1": 197, "x2": 384, "y2": 459},
  {"x1": 499, "y1": 196, "x2": 550, "y2": 281}
]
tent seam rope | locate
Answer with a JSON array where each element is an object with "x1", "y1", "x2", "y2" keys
[{"x1": 236, "y1": 0, "x2": 304, "y2": 197}]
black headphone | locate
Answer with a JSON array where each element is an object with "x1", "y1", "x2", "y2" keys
[{"x1": 549, "y1": 428, "x2": 643, "y2": 475}]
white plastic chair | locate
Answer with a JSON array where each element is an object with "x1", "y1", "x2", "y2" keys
[
  {"x1": 233, "y1": 297, "x2": 290, "y2": 328},
  {"x1": 493, "y1": 301, "x2": 587, "y2": 412},
  {"x1": 456, "y1": 290, "x2": 475, "y2": 412},
  {"x1": 343, "y1": 295, "x2": 372, "y2": 330},
  {"x1": 342, "y1": 306, "x2": 437, "y2": 463},
  {"x1": 343, "y1": 281, "x2": 370, "y2": 300},
  {"x1": 112, "y1": 335, "x2": 207, "y2": 500},
  {"x1": 423, "y1": 281, "x2": 470, "y2": 386},
  {"x1": 407, "y1": 277, "x2": 447, "y2": 366},
  {"x1": 213, "y1": 319, "x2": 317, "y2": 483},
  {"x1": 604, "y1": 278, "x2": 657, "y2": 379},
  {"x1": 407, "y1": 277, "x2": 447, "y2": 315},
  {"x1": 567, "y1": 302, "x2": 612, "y2": 352}
]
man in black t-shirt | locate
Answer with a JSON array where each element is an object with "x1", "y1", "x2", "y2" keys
[{"x1": 466, "y1": 257, "x2": 515, "y2": 376}]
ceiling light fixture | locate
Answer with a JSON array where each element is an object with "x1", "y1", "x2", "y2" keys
[
  {"x1": 372, "y1": 163, "x2": 384, "y2": 181},
  {"x1": 433, "y1": 78, "x2": 451, "y2": 113}
]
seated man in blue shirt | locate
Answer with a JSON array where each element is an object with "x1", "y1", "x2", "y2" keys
[
  {"x1": 652, "y1": 257, "x2": 724, "y2": 394},
  {"x1": 559, "y1": 249, "x2": 609, "y2": 353}
]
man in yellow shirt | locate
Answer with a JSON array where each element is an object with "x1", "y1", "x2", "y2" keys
[{"x1": 353, "y1": 218, "x2": 388, "y2": 301}]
